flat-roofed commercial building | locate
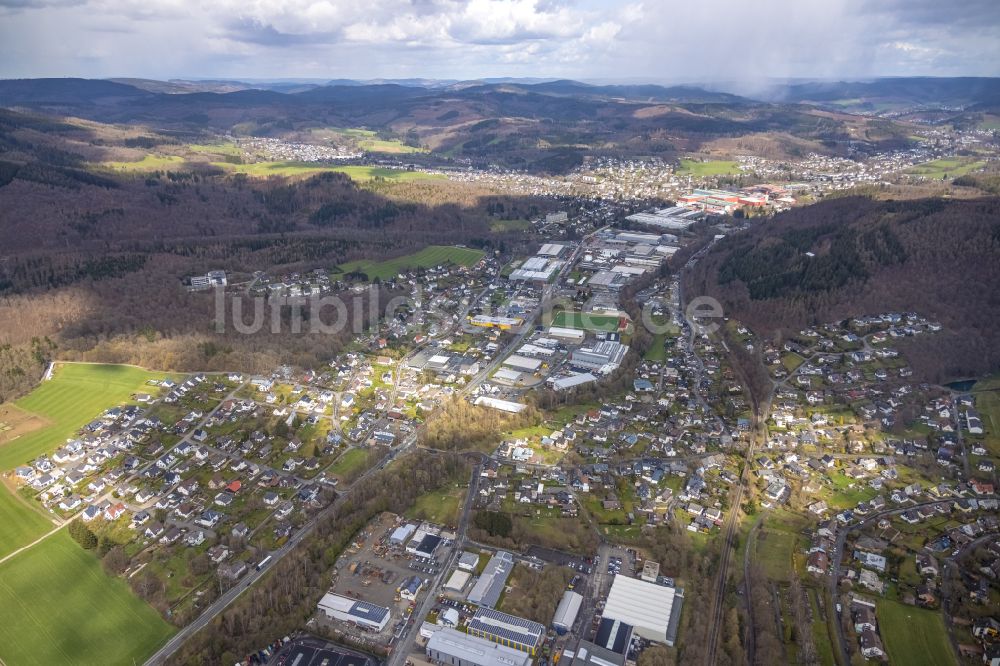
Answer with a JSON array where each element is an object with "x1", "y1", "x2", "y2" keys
[
  {"x1": 426, "y1": 627, "x2": 532, "y2": 666},
  {"x1": 503, "y1": 355, "x2": 542, "y2": 372},
  {"x1": 601, "y1": 576, "x2": 684, "y2": 646},
  {"x1": 317, "y1": 593, "x2": 391, "y2": 632},
  {"x1": 468, "y1": 551, "x2": 515, "y2": 608},
  {"x1": 566, "y1": 618, "x2": 634, "y2": 666},
  {"x1": 467, "y1": 607, "x2": 545, "y2": 655}
]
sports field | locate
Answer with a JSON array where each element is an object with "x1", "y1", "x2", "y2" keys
[
  {"x1": 677, "y1": 158, "x2": 741, "y2": 177},
  {"x1": 877, "y1": 599, "x2": 955, "y2": 666},
  {"x1": 0, "y1": 483, "x2": 53, "y2": 560},
  {"x1": 0, "y1": 363, "x2": 178, "y2": 471},
  {"x1": 551, "y1": 311, "x2": 625, "y2": 333},
  {"x1": 335, "y1": 245, "x2": 485, "y2": 281},
  {"x1": 0, "y1": 530, "x2": 175, "y2": 666}
]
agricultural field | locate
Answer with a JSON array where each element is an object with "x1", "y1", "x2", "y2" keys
[
  {"x1": 334, "y1": 245, "x2": 485, "y2": 281},
  {"x1": 208, "y1": 161, "x2": 443, "y2": 181},
  {"x1": 404, "y1": 484, "x2": 466, "y2": 527},
  {"x1": 905, "y1": 157, "x2": 986, "y2": 180},
  {"x1": 0, "y1": 363, "x2": 180, "y2": 472},
  {"x1": 0, "y1": 531, "x2": 175, "y2": 666},
  {"x1": 676, "y1": 158, "x2": 741, "y2": 177},
  {"x1": 0, "y1": 483, "x2": 53, "y2": 560},
  {"x1": 98, "y1": 154, "x2": 187, "y2": 172},
  {"x1": 313, "y1": 127, "x2": 426, "y2": 154},
  {"x1": 551, "y1": 310, "x2": 625, "y2": 333},
  {"x1": 876, "y1": 599, "x2": 955, "y2": 666}
]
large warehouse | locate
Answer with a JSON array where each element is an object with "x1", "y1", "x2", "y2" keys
[
  {"x1": 467, "y1": 551, "x2": 514, "y2": 608},
  {"x1": 317, "y1": 593, "x2": 391, "y2": 632},
  {"x1": 467, "y1": 608, "x2": 546, "y2": 655},
  {"x1": 601, "y1": 576, "x2": 683, "y2": 646},
  {"x1": 552, "y1": 590, "x2": 583, "y2": 634},
  {"x1": 426, "y1": 627, "x2": 532, "y2": 666}
]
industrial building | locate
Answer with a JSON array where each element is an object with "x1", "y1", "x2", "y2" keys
[
  {"x1": 468, "y1": 315, "x2": 524, "y2": 330},
  {"x1": 601, "y1": 576, "x2": 684, "y2": 646},
  {"x1": 552, "y1": 590, "x2": 583, "y2": 634},
  {"x1": 570, "y1": 341, "x2": 629, "y2": 374},
  {"x1": 459, "y1": 552, "x2": 481, "y2": 571},
  {"x1": 503, "y1": 355, "x2": 543, "y2": 372},
  {"x1": 566, "y1": 618, "x2": 633, "y2": 666},
  {"x1": 444, "y1": 569, "x2": 471, "y2": 592},
  {"x1": 548, "y1": 372, "x2": 597, "y2": 391},
  {"x1": 625, "y1": 207, "x2": 701, "y2": 231},
  {"x1": 509, "y1": 256, "x2": 560, "y2": 283},
  {"x1": 467, "y1": 551, "x2": 514, "y2": 608},
  {"x1": 317, "y1": 593, "x2": 391, "y2": 632},
  {"x1": 492, "y1": 368, "x2": 523, "y2": 383},
  {"x1": 426, "y1": 627, "x2": 532, "y2": 666},
  {"x1": 547, "y1": 326, "x2": 586, "y2": 343},
  {"x1": 474, "y1": 397, "x2": 528, "y2": 413},
  {"x1": 467, "y1": 607, "x2": 546, "y2": 655}
]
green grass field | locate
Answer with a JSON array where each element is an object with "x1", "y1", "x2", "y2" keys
[
  {"x1": 677, "y1": 158, "x2": 741, "y2": 177},
  {"x1": 405, "y1": 485, "x2": 466, "y2": 527},
  {"x1": 905, "y1": 157, "x2": 985, "y2": 180},
  {"x1": 551, "y1": 311, "x2": 624, "y2": 333},
  {"x1": 211, "y1": 160, "x2": 441, "y2": 181},
  {"x1": 335, "y1": 245, "x2": 485, "y2": 281},
  {"x1": 0, "y1": 484, "x2": 53, "y2": 560},
  {"x1": 0, "y1": 363, "x2": 179, "y2": 471},
  {"x1": 754, "y1": 528, "x2": 797, "y2": 581},
  {"x1": 99, "y1": 154, "x2": 187, "y2": 172},
  {"x1": 329, "y1": 447, "x2": 371, "y2": 480},
  {"x1": 0, "y1": 531, "x2": 175, "y2": 666},
  {"x1": 877, "y1": 599, "x2": 955, "y2": 666}
]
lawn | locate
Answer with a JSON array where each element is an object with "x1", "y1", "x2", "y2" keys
[
  {"x1": 0, "y1": 363, "x2": 179, "y2": 471},
  {"x1": 0, "y1": 483, "x2": 53, "y2": 560},
  {"x1": 905, "y1": 157, "x2": 986, "y2": 180},
  {"x1": 0, "y1": 531, "x2": 175, "y2": 666},
  {"x1": 405, "y1": 484, "x2": 466, "y2": 527},
  {"x1": 676, "y1": 158, "x2": 741, "y2": 177},
  {"x1": 877, "y1": 599, "x2": 955, "y2": 666},
  {"x1": 335, "y1": 245, "x2": 485, "y2": 281},
  {"x1": 551, "y1": 310, "x2": 625, "y2": 333}
]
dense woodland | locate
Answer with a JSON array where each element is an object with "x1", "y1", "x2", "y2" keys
[
  {"x1": 0, "y1": 108, "x2": 556, "y2": 400},
  {"x1": 687, "y1": 195, "x2": 1000, "y2": 382}
]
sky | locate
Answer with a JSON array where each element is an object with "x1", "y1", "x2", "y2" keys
[{"x1": 1, "y1": 0, "x2": 998, "y2": 83}]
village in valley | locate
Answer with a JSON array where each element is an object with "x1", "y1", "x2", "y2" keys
[{"x1": 4, "y1": 185, "x2": 999, "y2": 666}]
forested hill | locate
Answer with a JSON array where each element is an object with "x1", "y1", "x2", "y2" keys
[{"x1": 686, "y1": 196, "x2": 1000, "y2": 382}]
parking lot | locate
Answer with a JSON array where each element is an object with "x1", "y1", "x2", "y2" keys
[
  {"x1": 525, "y1": 545, "x2": 593, "y2": 574},
  {"x1": 271, "y1": 636, "x2": 377, "y2": 666}
]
